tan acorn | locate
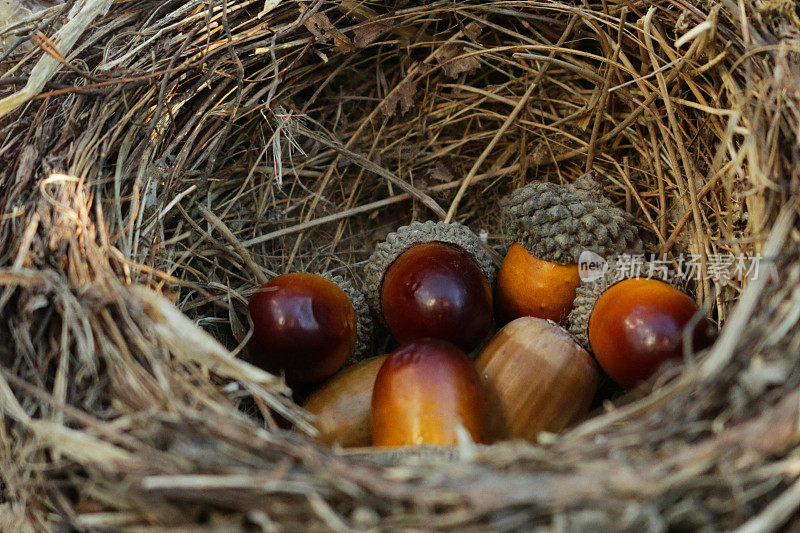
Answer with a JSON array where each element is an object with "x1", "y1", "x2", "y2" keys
[
  {"x1": 496, "y1": 176, "x2": 643, "y2": 325},
  {"x1": 475, "y1": 317, "x2": 598, "y2": 442},
  {"x1": 303, "y1": 355, "x2": 387, "y2": 448}
]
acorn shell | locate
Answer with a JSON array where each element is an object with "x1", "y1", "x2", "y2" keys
[
  {"x1": 501, "y1": 176, "x2": 644, "y2": 265},
  {"x1": 321, "y1": 273, "x2": 373, "y2": 365},
  {"x1": 567, "y1": 255, "x2": 681, "y2": 348},
  {"x1": 362, "y1": 221, "x2": 497, "y2": 316}
]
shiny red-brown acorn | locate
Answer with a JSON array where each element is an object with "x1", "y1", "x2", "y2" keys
[
  {"x1": 371, "y1": 339, "x2": 488, "y2": 446},
  {"x1": 248, "y1": 273, "x2": 371, "y2": 385},
  {"x1": 363, "y1": 221, "x2": 496, "y2": 352},
  {"x1": 569, "y1": 270, "x2": 715, "y2": 389}
]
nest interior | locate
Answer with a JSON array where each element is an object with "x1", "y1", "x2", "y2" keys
[{"x1": 1, "y1": 0, "x2": 800, "y2": 530}]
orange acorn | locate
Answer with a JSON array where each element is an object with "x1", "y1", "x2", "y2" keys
[
  {"x1": 497, "y1": 177, "x2": 642, "y2": 324},
  {"x1": 496, "y1": 243, "x2": 581, "y2": 325}
]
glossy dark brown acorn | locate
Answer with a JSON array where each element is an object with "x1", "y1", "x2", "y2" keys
[
  {"x1": 248, "y1": 273, "x2": 357, "y2": 385},
  {"x1": 588, "y1": 278, "x2": 713, "y2": 389},
  {"x1": 371, "y1": 339, "x2": 488, "y2": 446},
  {"x1": 380, "y1": 242, "x2": 493, "y2": 351}
]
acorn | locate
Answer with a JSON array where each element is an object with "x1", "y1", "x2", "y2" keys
[
  {"x1": 496, "y1": 176, "x2": 643, "y2": 324},
  {"x1": 568, "y1": 258, "x2": 715, "y2": 389},
  {"x1": 371, "y1": 339, "x2": 488, "y2": 446},
  {"x1": 363, "y1": 221, "x2": 496, "y2": 352},
  {"x1": 475, "y1": 317, "x2": 598, "y2": 442},
  {"x1": 303, "y1": 355, "x2": 387, "y2": 448},
  {"x1": 248, "y1": 273, "x2": 372, "y2": 385}
]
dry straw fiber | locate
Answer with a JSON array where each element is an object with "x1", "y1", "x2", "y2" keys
[{"x1": 1, "y1": 0, "x2": 800, "y2": 530}]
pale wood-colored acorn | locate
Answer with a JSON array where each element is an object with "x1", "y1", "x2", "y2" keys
[
  {"x1": 303, "y1": 355, "x2": 387, "y2": 447},
  {"x1": 475, "y1": 316, "x2": 599, "y2": 442}
]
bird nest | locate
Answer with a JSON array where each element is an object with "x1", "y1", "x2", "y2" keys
[{"x1": 1, "y1": 0, "x2": 799, "y2": 530}]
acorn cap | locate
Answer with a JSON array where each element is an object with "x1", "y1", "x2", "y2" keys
[
  {"x1": 321, "y1": 273, "x2": 374, "y2": 365},
  {"x1": 567, "y1": 255, "x2": 681, "y2": 348},
  {"x1": 501, "y1": 176, "x2": 644, "y2": 265},
  {"x1": 362, "y1": 221, "x2": 496, "y2": 316}
]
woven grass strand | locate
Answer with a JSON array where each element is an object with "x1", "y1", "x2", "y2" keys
[{"x1": 0, "y1": 0, "x2": 799, "y2": 530}]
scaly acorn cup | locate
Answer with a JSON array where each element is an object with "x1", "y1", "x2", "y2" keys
[
  {"x1": 363, "y1": 221, "x2": 496, "y2": 352},
  {"x1": 496, "y1": 176, "x2": 644, "y2": 325},
  {"x1": 568, "y1": 256, "x2": 716, "y2": 389},
  {"x1": 248, "y1": 272, "x2": 373, "y2": 385},
  {"x1": 321, "y1": 273, "x2": 373, "y2": 366}
]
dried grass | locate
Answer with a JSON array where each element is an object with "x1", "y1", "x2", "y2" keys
[{"x1": 1, "y1": 0, "x2": 800, "y2": 530}]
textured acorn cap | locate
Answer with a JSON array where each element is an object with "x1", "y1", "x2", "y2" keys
[
  {"x1": 501, "y1": 176, "x2": 644, "y2": 265},
  {"x1": 321, "y1": 273, "x2": 374, "y2": 365},
  {"x1": 362, "y1": 220, "x2": 497, "y2": 316},
  {"x1": 567, "y1": 255, "x2": 682, "y2": 348}
]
